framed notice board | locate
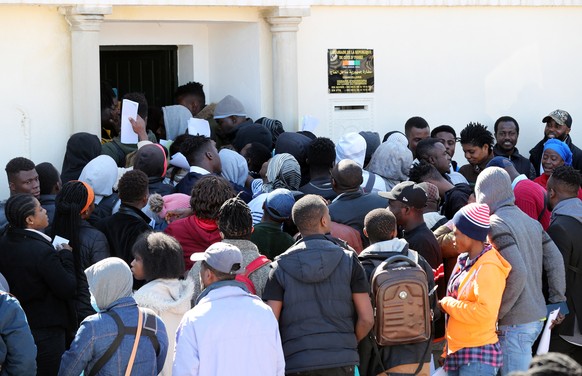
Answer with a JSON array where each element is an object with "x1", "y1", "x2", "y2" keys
[{"x1": 328, "y1": 49, "x2": 374, "y2": 94}]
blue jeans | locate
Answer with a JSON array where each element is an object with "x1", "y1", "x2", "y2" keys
[
  {"x1": 497, "y1": 321, "x2": 544, "y2": 376},
  {"x1": 447, "y1": 362, "x2": 498, "y2": 376}
]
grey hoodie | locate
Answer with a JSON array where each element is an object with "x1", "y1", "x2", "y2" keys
[
  {"x1": 476, "y1": 167, "x2": 566, "y2": 325},
  {"x1": 85, "y1": 257, "x2": 133, "y2": 310},
  {"x1": 552, "y1": 197, "x2": 582, "y2": 225}
]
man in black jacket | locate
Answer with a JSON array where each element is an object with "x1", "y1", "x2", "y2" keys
[
  {"x1": 96, "y1": 170, "x2": 152, "y2": 289},
  {"x1": 546, "y1": 165, "x2": 582, "y2": 363},
  {"x1": 493, "y1": 116, "x2": 536, "y2": 179},
  {"x1": 529, "y1": 109, "x2": 582, "y2": 176},
  {"x1": 264, "y1": 194, "x2": 374, "y2": 375}
]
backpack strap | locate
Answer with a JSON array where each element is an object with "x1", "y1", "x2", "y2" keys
[
  {"x1": 364, "y1": 172, "x2": 376, "y2": 193},
  {"x1": 88, "y1": 310, "x2": 126, "y2": 376},
  {"x1": 88, "y1": 309, "x2": 159, "y2": 376},
  {"x1": 244, "y1": 255, "x2": 271, "y2": 278}
]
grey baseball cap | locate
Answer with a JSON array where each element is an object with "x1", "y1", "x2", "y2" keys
[{"x1": 190, "y1": 242, "x2": 245, "y2": 275}]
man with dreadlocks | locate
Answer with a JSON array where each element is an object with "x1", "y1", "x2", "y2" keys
[{"x1": 188, "y1": 195, "x2": 271, "y2": 304}]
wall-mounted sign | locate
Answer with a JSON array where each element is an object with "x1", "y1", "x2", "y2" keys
[{"x1": 328, "y1": 49, "x2": 374, "y2": 94}]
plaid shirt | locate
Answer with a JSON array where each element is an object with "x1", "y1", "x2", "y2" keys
[{"x1": 444, "y1": 244, "x2": 503, "y2": 371}]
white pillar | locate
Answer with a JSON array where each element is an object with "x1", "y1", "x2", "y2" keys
[
  {"x1": 265, "y1": 7, "x2": 309, "y2": 131},
  {"x1": 60, "y1": 5, "x2": 112, "y2": 136}
]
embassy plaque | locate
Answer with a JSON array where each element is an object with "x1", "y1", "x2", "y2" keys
[{"x1": 328, "y1": 49, "x2": 374, "y2": 94}]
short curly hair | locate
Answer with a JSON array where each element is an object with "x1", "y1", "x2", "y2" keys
[
  {"x1": 190, "y1": 175, "x2": 235, "y2": 220},
  {"x1": 307, "y1": 137, "x2": 336, "y2": 170},
  {"x1": 460, "y1": 122, "x2": 494, "y2": 151},
  {"x1": 5, "y1": 157, "x2": 35, "y2": 182},
  {"x1": 132, "y1": 232, "x2": 185, "y2": 281},
  {"x1": 364, "y1": 208, "x2": 396, "y2": 244},
  {"x1": 118, "y1": 170, "x2": 149, "y2": 203}
]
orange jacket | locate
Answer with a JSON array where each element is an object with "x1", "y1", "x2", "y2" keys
[{"x1": 440, "y1": 247, "x2": 512, "y2": 354}]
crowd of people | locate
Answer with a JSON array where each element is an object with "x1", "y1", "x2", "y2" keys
[{"x1": 0, "y1": 80, "x2": 580, "y2": 376}]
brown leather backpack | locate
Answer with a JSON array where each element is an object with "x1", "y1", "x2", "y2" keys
[{"x1": 371, "y1": 252, "x2": 431, "y2": 346}]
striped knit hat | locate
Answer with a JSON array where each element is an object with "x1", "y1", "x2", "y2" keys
[{"x1": 452, "y1": 203, "x2": 490, "y2": 242}]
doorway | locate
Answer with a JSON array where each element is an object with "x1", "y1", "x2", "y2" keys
[{"x1": 100, "y1": 45, "x2": 178, "y2": 108}]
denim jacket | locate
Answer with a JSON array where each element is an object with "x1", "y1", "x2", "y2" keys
[{"x1": 58, "y1": 296, "x2": 168, "y2": 376}]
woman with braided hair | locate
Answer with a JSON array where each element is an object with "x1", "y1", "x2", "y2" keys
[
  {"x1": 52, "y1": 181, "x2": 111, "y2": 326},
  {"x1": 0, "y1": 193, "x2": 77, "y2": 376}
]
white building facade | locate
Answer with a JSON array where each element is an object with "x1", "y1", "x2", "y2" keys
[{"x1": 1, "y1": 0, "x2": 581, "y2": 198}]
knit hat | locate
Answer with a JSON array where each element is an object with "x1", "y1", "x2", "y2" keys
[
  {"x1": 543, "y1": 139, "x2": 573, "y2": 166},
  {"x1": 452, "y1": 203, "x2": 490, "y2": 242},
  {"x1": 486, "y1": 156, "x2": 514, "y2": 169},
  {"x1": 157, "y1": 193, "x2": 191, "y2": 219},
  {"x1": 233, "y1": 123, "x2": 272, "y2": 152},
  {"x1": 475, "y1": 167, "x2": 515, "y2": 213},
  {"x1": 214, "y1": 95, "x2": 246, "y2": 119},
  {"x1": 275, "y1": 132, "x2": 313, "y2": 168},
  {"x1": 264, "y1": 188, "x2": 295, "y2": 221},
  {"x1": 85, "y1": 257, "x2": 133, "y2": 311},
  {"x1": 190, "y1": 242, "x2": 245, "y2": 275},
  {"x1": 134, "y1": 144, "x2": 168, "y2": 178},
  {"x1": 335, "y1": 132, "x2": 367, "y2": 167},
  {"x1": 256, "y1": 117, "x2": 285, "y2": 148}
]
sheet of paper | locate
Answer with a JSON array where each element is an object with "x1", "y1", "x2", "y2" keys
[
  {"x1": 301, "y1": 115, "x2": 319, "y2": 133},
  {"x1": 52, "y1": 235, "x2": 69, "y2": 248},
  {"x1": 120, "y1": 99, "x2": 139, "y2": 144},
  {"x1": 536, "y1": 308, "x2": 560, "y2": 355},
  {"x1": 187, "y1": 118, "x2": 211, "y2": 137},
  {"x1": 169, "y1": 152, "x2": 190, "y2": 170},
  {"x1": 159, "y1": 139, "x2": 172, "y2": 149}
]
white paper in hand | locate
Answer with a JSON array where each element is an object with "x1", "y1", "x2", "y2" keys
[
  {"x1": 187, "y1": 118, "x2": 211, "y2": 137},
  {"x1": 169, "y1": 152, "x2": 191, "y2": 170},
  {"x1": 120, "y1": 99, "x2": 139, "y2": 144},
  {"x1": 536, "y1": 308, "x2": 560, "y2": 355},
  {"x1": 52, "y1": 235, "x2": 69, "y2": 248}
]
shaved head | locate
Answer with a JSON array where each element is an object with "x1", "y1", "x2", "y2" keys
[{"x1": 331, "y1": 159, "x2": 363, "y2": 191}]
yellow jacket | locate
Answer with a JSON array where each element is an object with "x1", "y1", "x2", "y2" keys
[{"x1": 440, "y1": 247, "x2": 512, "y2": 354}]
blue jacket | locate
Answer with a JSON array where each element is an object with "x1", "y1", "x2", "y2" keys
[
  {"x1": 0, "y1": 292, "x2": 37, "y2": 375},
  {"x1": 58, "y1": 297, "x2": 168, "y2": 376}
]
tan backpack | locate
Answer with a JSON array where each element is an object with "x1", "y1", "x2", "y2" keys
[{"x1": 371, "y1": 251, "x2": 431, "y2": 346}]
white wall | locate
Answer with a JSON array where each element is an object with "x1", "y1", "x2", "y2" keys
[
  {"x1": 207, "y1": 22, "x2": 265, "y2": 119},
  {"x1": 297, "y1": 6, "x2": 582, "y2": 164},
  {"x1": 0, "y1": 6, "x2": 72, "y2": 200},
  {"x1": 3, "y1": 4, "x2": 582, "y2": 200}
]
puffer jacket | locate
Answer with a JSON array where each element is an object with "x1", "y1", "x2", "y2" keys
[{"x1": 79, "y1": 220, "x2": 110, "y2": 271}]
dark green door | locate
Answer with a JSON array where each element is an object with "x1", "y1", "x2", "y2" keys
[{"x1": 100, "y1": 45, "x2": 178, "y2": 108}]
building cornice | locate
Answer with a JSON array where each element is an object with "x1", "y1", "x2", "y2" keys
[{"x1": 5, "y1": 0, "x2": 582, "y2": 7}]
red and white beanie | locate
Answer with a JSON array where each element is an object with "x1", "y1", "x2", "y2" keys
[{"x1": 452, "y1": 203, "x2": 490, "y2": 242}]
